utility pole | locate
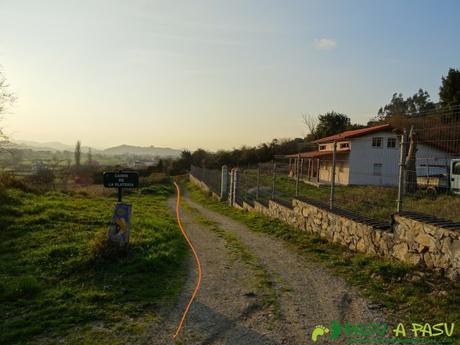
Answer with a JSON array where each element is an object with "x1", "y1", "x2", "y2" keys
[
  {"x1": 329, "y1": 142, "x2": 337, "y2": 209},
  {"x1": 397, "y1": 129, "x2": 408, "y2": 213}
]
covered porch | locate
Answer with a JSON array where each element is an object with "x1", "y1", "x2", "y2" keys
[{"x1": 285, "y1": 149, "x2": 351, "y2": 186}]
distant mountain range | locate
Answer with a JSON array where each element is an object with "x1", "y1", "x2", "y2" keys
[
  {"x1": 10, "y1": 140, "x2": 183, "y2": 158},
  {"x1": 13, "y1": 140, "x2": 95, "y2": 153},
  {"x1": 102, "y1": 145, "x2": 182, "y2": 157}
]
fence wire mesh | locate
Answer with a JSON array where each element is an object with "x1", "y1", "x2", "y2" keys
[
  {"x1": 190, "y1": 165, "x2": 222, "y2": 194},
  {"x1": 190, "y1": 106, "x2": 460, "y2": 224},
  {"x1": 398, "y1": 106, "x2": 460, "y2": 221}
]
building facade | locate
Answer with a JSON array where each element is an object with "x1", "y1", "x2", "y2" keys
[{"x1": 287, "y1": 124, "x2": 453, "y2": 186}]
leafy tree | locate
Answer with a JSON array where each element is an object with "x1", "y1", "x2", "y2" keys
[
  {"x1": 377, "y1": 89, "x2": 434, "y2": 120},
  {"x1": 315, "y1": 111, "x2": 352, "y2": 138},
  {"x1": 439, "y1": 68, "x2": 460, "y2": 107},
  {"x1": 406, "y1": 89, "x2": 435, "y2": 114},
  {"x1": 170, "y1": 150, "x2": 193, "y2": 174}
]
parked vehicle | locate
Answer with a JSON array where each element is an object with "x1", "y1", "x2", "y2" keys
[{"x1": 417, "y1": 159, "x2": 460, "y2": 194}]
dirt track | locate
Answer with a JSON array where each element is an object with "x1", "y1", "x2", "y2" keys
[{"x1": 152, "y1": 192, "x2": 386, "y2": 345}]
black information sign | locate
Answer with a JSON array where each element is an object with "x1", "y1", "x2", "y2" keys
[{"x1": 103, "y1": 171, "x2": 139, "y2": 188}]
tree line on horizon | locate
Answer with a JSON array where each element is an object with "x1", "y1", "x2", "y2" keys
[
  {"x1": 171, "y1": 67, "x2": 460, "y2": 172},
  {"x1": 1, "y1": 67, "x2": 459, "y2": 175}
]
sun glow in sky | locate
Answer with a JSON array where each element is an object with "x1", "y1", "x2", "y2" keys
[{"x1": 1, "y1": 0, "x2": 459, "y2": 150}]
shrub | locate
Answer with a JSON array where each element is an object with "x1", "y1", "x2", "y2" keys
[
  {"x1": 139, "y1": 173, "x2": 170, "y2": 187},
  {"x1": 89, "y1": 231, "x2": 128, "y2": 262},
  {"x1": 0, "y1": 173, "x2": 38, "y2": 193}
]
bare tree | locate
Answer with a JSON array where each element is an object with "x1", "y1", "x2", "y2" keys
[
  {"x1": 302, "y1": 114, "x2": 317, "y2": 138},
  {"x1": 0, "y1": 70, "x2": 16, "y2": 143}
]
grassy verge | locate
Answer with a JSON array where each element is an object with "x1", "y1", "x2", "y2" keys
[
  {"x1": 182, "y1": 203, "x2": 281, "y2": 319},
  {"x1": 187, "y1": 182, "x2": 460, "y2": 342},
  {"x1": 0, "y1": 183, "x2": 187, "y2": 345}
]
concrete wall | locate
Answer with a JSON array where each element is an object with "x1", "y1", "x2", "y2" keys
[
  {"x1": 190, "y1": 173, "x2": 460, "y2": 281},
  {"x1": 190, "y1": 174, "x2": 211, "y2": 193},
  {"x1": 348, "y1": 131, "x2": 400, "y2": 186},
  {"x1": 318, "y1": 158, "x2": 350, "y2": 185}
]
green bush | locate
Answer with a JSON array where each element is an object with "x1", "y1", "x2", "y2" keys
[{"x1": 140, "y1": 184, "x2": 173, "y2": 196}]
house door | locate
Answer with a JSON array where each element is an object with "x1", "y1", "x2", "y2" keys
[{"x1": 451, "y1": 159, "x2": 460, "y2": 194}]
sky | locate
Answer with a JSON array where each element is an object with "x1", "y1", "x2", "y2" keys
[{"x1": 1, "y1": 0, "x2": 459, "y2": 151}]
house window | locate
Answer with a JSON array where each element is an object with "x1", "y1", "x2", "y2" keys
[
  {"x1": 373, "y1": 163, "x2": 383, "y2": 176},
  {"x1": 319, "y1": 145, "x2": 326, "y2": 151},
  {"x1": 372, "y1": 137, "x2": 383, "y2": 148},
  {"x1": 387, "y1": 137, "x2": 396, "y2": 148},
  {"x1": 340, "y1": 142, "x2": 349, "y2": 149},
  {"x1": 453, "y1": 161, "x2": 460, "y2": 175}
]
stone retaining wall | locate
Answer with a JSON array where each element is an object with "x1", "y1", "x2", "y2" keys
[
  {"x1": 190, "y1": 174, "x2": 211, "y2": 193},
  {"x1": 190, "y1": 174, "x2": 460, "y2": 281}
]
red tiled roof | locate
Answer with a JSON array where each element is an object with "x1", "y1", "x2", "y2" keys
[
  {"x1": 285, "y1": 149, "x2": 350, "y2": 159},
  {"x1": 313, "y1": 124, "x2": 392, "y2": 144}
]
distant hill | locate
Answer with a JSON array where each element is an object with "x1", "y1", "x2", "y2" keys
[
  {"x1": 13, "y1": 140, "x2": 97, "y2": 153},
  {"x1": 102, "y1": 145, "x2": 181, "y2": 157},
  {"x1": 11, "y1": 140, "x2": 182, "y2": 158}
]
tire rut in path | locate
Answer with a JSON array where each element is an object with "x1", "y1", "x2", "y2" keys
[
  {"x1": 152, "y1": 195, "x2": 386, "y2": 345},
  {"x1": 151, "y1": 197, "x2": 284, "y2": 345}
]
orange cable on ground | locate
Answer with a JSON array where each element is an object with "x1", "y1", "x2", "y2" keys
[{"x1": 172, "y1": 182, "x2": 203, "y2": 339}]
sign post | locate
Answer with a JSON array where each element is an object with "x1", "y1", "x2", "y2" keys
[
  {"x1": 103, "y1": 171, "x2": 139, "y2": 201},
  {"x1": 103, "y1": 171, "x2": 139, "y2": 247}
]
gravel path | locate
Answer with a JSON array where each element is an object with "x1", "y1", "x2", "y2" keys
[{"x1": 151, "y1": 193, "x2": 386, "y2": 345}]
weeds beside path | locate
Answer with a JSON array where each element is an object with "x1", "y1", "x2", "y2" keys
[
  {"x1": 0, "y1": 184, "x2": 188, "y2": 345},
  {"x1": 186, "y1": 182, "x2": 460, "y2": 344},
  {"x1": 167, "y1": 187, "x2": 385, "y2": 345}
]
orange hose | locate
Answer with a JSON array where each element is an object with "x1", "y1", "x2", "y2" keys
[{"x1": 172, "y1": 182, "x2": 203, "y2": 339}]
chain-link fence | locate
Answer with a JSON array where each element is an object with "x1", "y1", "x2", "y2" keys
[
  {"x1": 190, "y1": 165, "x2": 222, "y2": 194},
  {"x1": 191, "y1": 107, "x2": 460, "y2": 224},
  {"x1": 398, "y1": 107, "x2": 460, "y2": 221}
]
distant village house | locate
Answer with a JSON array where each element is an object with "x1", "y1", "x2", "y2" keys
[{"x1": 286, "y1": 124, "x2": 455, "y2": 186}]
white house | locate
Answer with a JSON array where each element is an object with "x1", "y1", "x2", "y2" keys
[{"x1": 286, "y1": 124, "x2": 454, "y2": 186}]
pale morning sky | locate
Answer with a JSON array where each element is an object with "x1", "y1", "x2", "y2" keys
[{"x1": 1, "y1": 0, "x2": 459, "y2": 150}]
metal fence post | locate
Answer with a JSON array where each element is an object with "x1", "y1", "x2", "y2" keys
[
  {"x1": 299, "y1": 158, "x2": 304, "y2": 180},
  {"x1": 317, "y1": 159, "x2": 320, "y2": 183},
  {"x1": 228, "y1": 168, "x2": 234, "y2": 206},
  {"x1": 256, "y1": 164, "x2": 260, "y2": 201},
  {"x1": 221, "y1": 165, "x2": 228, "y2": 199},
  {"x1": 329, "y1": 142, "x2": 337, "y2": 209},
  {"x1": 397, "y1": 129, "x2": 408, "y2": 213},
  {"x1": 232, "y1": 168, "x2": 240, "y2": 205},
  {"x1": 272, "y1": 160, "x2": 276, "y2": 200},
  {"x1": 295, "y1": 154, "x2": 301, "y2": 197},
  {"x1": 242, "y1": 169, "x2": 246, "y2": 202}
]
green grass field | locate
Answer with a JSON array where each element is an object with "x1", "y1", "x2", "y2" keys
[
  {"x1": 0, "y1": 183, "x2": 187, "y2": 345},
  {"x1": 187, "y1": 182, "x2": 460, "y2": 343},
  {"x1": 243, "y1": 171, "x2": 460, "y2": 222}
]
